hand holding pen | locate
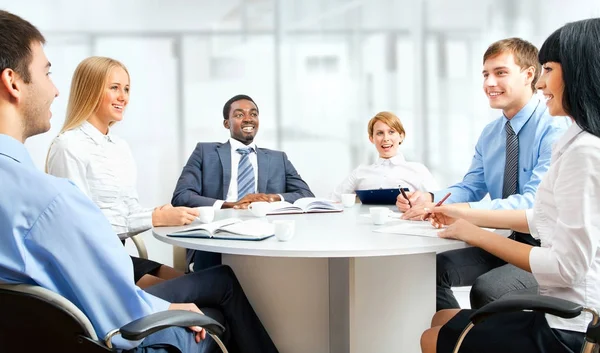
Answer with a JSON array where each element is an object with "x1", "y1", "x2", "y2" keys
[
  {"x1": 422, "y1": 192, "x2": 452, "y2": 220},
  {"x1": 398, "y1": 185, "x2": 412, "y2": 208}
]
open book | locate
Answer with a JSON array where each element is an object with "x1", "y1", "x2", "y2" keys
[
  {"x1": 267, "y1": 197, "x2": 343, "y2": 215},
  {"x1": 167, "y1": 218, "x2": 274, "y2": 241}
]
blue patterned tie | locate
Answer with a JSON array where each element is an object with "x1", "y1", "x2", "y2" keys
[
  {"x1": 237, "y1": 147, "x2": 255, "y2": 200},
  {"x1": 502, "y1": 121, "x2": 519, "y2": 198}
]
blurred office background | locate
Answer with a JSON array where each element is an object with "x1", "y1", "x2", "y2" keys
[{"x1": 6, "y1": 0, "x2": 600, "y2": 265}]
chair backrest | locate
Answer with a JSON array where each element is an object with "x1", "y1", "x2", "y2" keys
[{"x1": 0, "y1": 283, "x2": 109, "y2": 352}]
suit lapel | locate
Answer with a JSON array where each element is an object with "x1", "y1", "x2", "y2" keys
[
  {"x1": 256, "y1": 148, "x2": 269, "y2": 193},
  {"x1": 217, "y1": 142, "x2": 232, "y2": 199}
]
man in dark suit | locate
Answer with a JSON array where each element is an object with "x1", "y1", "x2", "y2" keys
[{"x1": 172, "y1": 94, "x2": 314, "y2": 270}]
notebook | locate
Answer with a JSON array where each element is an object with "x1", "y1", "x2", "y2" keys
[
  {"x1": 356, "y1": 188, "x2": 408, "y2": 205},
  {"x1": 167, "y1": 218, "x2": 274, "y2": 241},
  {"x1": 374, "y1": 221, "x2": 493, "y2": 238},
  {"x1": 267, "y1": 197, "x2": 343, "y2": 215}
]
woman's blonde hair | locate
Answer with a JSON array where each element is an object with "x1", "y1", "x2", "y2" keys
[
  {"x1": 367, "y1": 111, "x2": 406, "y2": 142},
  {"x1": 60, "y1": 56, "x2": 129, "y2": 134},
  {"x1": 45, "y1": 56, "x2": 129, "y2": 172}
]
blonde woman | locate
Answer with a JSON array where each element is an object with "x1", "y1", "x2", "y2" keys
[
  {"x1": 330, "y1": 111, "x2": 438, "y2": 202},
  {"x1": 47, "y1": 57, "x2": 198, "y2": 289}
]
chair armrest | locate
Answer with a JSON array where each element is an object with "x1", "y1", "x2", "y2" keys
[
  {"x1": 131, "y1": 234, "x2": 148, "y2": 259},
  {"x1": 119, "y1": 310, "x2": 225, "y2": 341},
  {"x1": 469, "y1": 294, "x2": 583, "y2": 325}
]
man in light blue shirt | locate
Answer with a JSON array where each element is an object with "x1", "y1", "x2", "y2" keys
[
  {"x1": 397, "y1": 38, "x2": 569, "y2": 311},
  {"x1": 0, "y1": 10, "x2": 277, "y2": 352}
]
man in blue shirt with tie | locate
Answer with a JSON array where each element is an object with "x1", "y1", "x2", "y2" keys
[
  {"x1": 0, "y1": 10, "x2": 278, "y2": 352},
  {"x1": 397, "y1": 38, "x2": 569, "y2": 311},
  {"x1": 172, "y1": 95, "x2": 314, "y2": 271}
]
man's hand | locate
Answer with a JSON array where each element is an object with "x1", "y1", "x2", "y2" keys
[
  {"x1": 232, "y1": 193, "x2": 281, "y2": 209},
  {"x1": 396, "y1": 191, "x2": 432, "y2": 212},
  {"x1": 152, "y1": 204, "x2": 199, "y2": 227},
  {"x1": 168, "y1": 303, "x2": 207, "y2": 343},
  {"x1": 400, "y1": 202, "x2": 435, "y2": 220}
]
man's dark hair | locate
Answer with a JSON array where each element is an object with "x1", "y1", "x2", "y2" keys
[
  {"x1": 539, "y1": 18, "x2": 600, "y2": 138},
  {"x1": 222, "y1": 94, "x2": 259, "y2": 120},
  {"x1": 0, "y1": 10, "x2": 45, "y2": 83}
]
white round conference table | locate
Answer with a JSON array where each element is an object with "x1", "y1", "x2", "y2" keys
[{"x1": 153, "y1": 204, "x2": 466, "y2": 353}]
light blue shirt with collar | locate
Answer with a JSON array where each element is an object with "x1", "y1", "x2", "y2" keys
[
  {"x1": 0, "y1": 134, "x2": 170, "y2": 350},
  {"x1": 433, "y1": 96, "x2": 570, "y2": 209}
]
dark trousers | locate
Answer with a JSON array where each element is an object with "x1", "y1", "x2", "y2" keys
[
  {"x1": 436, "y1": 233, "x2": 539, "y2": 311},
  {"x1": 187, "y1": 249, "x2": 222, "y2": 272},
  {"x1": 142, "y1": 265, "x2": 278, "y2": 353}
]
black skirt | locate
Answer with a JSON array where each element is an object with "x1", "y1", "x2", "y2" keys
[
  {"x1": 437, "y1": 309, "x2": 584, "y2": 353},
  {"x1": 121, "y1": 239, "x2": 163, "y2": 283},
  {"x1": 130, "y1": 256, "x2": 163, "y2": 283}
]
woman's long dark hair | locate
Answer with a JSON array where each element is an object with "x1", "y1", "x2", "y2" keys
[{"x1": 539, "y1": 18, "x2": 600, "y2": 138}]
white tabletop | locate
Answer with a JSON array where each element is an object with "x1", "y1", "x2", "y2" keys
[{"x1": 152, "y1": 204, "x2": 466, "y2": 258}]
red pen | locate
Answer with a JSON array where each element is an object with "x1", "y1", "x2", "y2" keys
[
  {"x1": 399, "y1": 185, "x2": 412, "y2": 208},
  {"x1": 422, "y1": 192, "x2": 451, "y2": 220}
]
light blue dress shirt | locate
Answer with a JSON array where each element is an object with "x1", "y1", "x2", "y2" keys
[
  {"x1": 432, "y1": 96, "x2": 570, "y2": 210},
  {"x1": 0, "y1": 134, "x2": 170, "y2": 350}
]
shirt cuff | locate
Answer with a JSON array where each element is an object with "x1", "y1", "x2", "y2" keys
[
  {"x1": 147, "y1": 293, "x2": 171, "y2": 312},
  {"x1": 213, "y1": 200, "x2": 225, "y2": 210},
  {"x1": 529, "y1": 246, "x2": 561, "y2": 287},
  {"x1": 141, "y1": 210, "x2": 154, "y2": 230},
  {"x1": 278, "y1": 194, "x2": 285, "y2": 202},
  {"x1": 432, "y1": 190, "x2": 447, "y2": 203},
  {"x1": 468, "y1": 199, "x2": 491, "y2": 209},
  {"x1": 525, "y1": 209, "x2": 538, "y2": 238}
]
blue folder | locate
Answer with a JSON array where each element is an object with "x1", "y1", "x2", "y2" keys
[{"x1": 356, "y1": 188, "x2": 409, "y2": 205}]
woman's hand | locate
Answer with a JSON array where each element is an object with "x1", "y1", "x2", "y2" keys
[
  {"x1": 437, "y1": 219, "x2": 483, "y2": 243},
  {"x1": 152, "y1": 204, "x2": 199, "y2": 227},
  {"x1": 427, "y1": 205, "x2": 465, "y2": 227}
]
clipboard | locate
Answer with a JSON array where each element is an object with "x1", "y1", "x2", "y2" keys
[{"x1": 355, "y1": 188, "x2": 409, "y2": 205}]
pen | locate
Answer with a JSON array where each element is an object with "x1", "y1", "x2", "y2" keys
[
  {"x1": 399, "y1": 185, "x2": 412, "y2": 208},
  {"x1": 422, "y1": 192, "x2": 452, "y2": 220}
]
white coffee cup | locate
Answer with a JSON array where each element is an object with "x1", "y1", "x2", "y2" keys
[
  {"x1": 272, "y1": 220, "x2": 295, "y2": 241},
  {"x1": 341, "y1": 194, "x2": 356, "y2": 208},
  {"x1": 196, "y1": 206, "x2": 215, "y2": 223},
  {"x1": 248, "y1": 201, "x2": 271, "y2": 217},
  {"x1": 369, "y1": 207, "x2": 389, "y2": 225}
]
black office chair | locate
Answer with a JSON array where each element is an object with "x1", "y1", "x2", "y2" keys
[
  {"x1": 0, "y1": 283, "x2": 228, "y2": 352},
  {"x1": 452, "y1": 294, "x2": 600, "y2": 353}
]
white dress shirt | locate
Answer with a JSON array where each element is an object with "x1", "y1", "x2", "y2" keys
[
  {"x1": 47, "y1": 122, "x2": 154, "y2": 240},
  {"x1": 526, "y1": 123, "x2": 600, "y2": 333},
  {"x1": 213, "y1": 138, "x2": 283, "y2": 209},
  {"x1": 330, "y1": 154, "x2": 439, "y2": 202}
]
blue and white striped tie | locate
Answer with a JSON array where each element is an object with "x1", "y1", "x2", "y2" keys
[{"x1": 237, "y1": 147, "x2": 255, "y2": 200}]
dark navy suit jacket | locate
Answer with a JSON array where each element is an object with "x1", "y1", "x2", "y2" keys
[{"x1": 172, "y1": 141, "x2": 314, "y2": 207}]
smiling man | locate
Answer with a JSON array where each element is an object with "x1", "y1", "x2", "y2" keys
[
  {"x1": 396, "y1": 38, "x2": 570, "y2": 311},
  {"x1": 172, "y1": 94, "x2": 314, "y2": 270}
]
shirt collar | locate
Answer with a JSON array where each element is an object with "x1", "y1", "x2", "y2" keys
[
  {"x1": 503, "y1": 96, "x2": 541, "y2": 135},
  {"x1": 229, "y1": 137, "x2": 257, "y2": 152},
  {"x1": 375, "y1": 153, "x2": 406, "y2": 166},
  {"x1": 0, "y1": 134, "x2": 35, "y2": 167},
  {"x1": 553, "y1": 121, "x2": 583, "y2": 156},
  {"x1": 80, "y1": 121, "x2": 115, "y2": 145}
]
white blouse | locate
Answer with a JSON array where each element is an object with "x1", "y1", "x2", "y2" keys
[
  {"x1": 330, "y1": 154, "x2": 439, "y2": 202},
  {"x1": 527, "y1": 123, "x2": 600, "y2": 332},
  {"x1": 47, "y1": 122, "x2": 153, "y2": 240}
]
